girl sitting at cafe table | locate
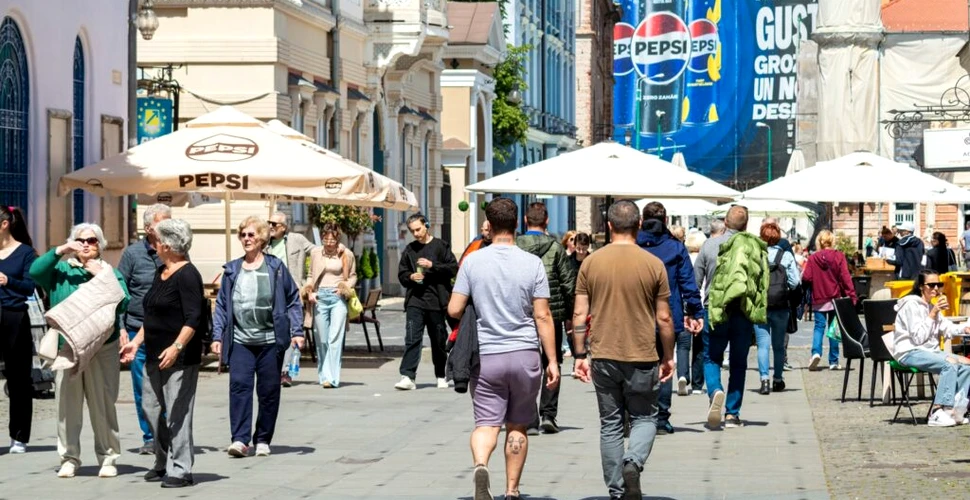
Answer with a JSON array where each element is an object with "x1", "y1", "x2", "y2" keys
[{"x1": 892, "y1": 270, "x2": 970, "y2": 427}]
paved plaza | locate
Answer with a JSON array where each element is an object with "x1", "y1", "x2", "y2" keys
[{"x1": 1, "y1": 303, "x2": 831, "y2": 499}]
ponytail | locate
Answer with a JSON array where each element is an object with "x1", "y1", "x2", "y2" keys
[{"x1": 0, "y1": 206, "x2": 33, "y2": 248}]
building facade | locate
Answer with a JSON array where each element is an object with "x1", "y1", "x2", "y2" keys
[
  {"x1": 501, "y1": 0, "x2": 578, "y2": 235},
  {"x1": 440, "y1": 1, "x2": 502, "y2": 254},
  {"x1": 140, "y1": 0, "x2": 448, "y2": 291},
  {"x1": 573, "y1": 0, "x2": 619, "y2": 234},
  {"x1": 0, "y1": 0, "x2": 129, "y2": 262}
]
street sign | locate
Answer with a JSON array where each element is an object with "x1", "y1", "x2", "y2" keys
[
  {"x1": 136, "y1": 96, "x2": 173, "y2": 144},
  {"x1": 923, "y1": 127, "x2": 970, "y2": 172}
]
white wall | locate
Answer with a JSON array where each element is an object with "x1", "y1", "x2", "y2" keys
[{"x1": 1, "y1": 0, "x2": 129, "y2": 251}]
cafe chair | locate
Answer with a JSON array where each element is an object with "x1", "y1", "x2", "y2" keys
[
  {"x1": 347, "y1": 289, "x2": 384, "y2": 352},
  {"x1": 863, "y1": 299, "x2": 898, "y2": 406},
  {"x1": 889, "y1": 359, "x2": 937, "y2": 425},
  {"x1": 834, "y1": 297, "x2": 869, "y2": 403}
]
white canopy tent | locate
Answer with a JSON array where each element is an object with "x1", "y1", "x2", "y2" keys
[
  {"x1": 713, "y1": 199, "x2": 815, "y2": 218},
  {"x1": 635, "y1": 197, "x2": 719, "y2": 216},
  {"x1": 742, "y1": 151, "x2": 970, "y2": 203},
  {"x1": 466, "y1": 141, "x2": 740, "y2": 200}
]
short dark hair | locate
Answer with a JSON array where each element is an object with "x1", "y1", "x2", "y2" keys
[
  {"x1": 642, "y1": 201, "x2": 666, "y2": 221},
  {"x1": 608, "y1": 200, "x2": 641, "y2": 235},
  {"x1": 575, "y1": 232, "x2": 591, "y2": 246},
  {"x1": 406, "y1": 213, "x2": 427, "y2": 228},
  {"x1": 525, "y1": 202, "x2": 548, "y2": 228},
  {"x1": 486, "y1": 198, "x2": 518, "y2": 234},
  {"x1": 725, "y1": 205, "x2": 749, "y2": 231}
]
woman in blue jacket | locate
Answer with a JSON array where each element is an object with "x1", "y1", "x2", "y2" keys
[{"x1": 210, "y1": 217, "x2": 304, "y2": 459}]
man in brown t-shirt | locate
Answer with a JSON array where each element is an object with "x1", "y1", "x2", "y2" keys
[{"x1": 572, "y1": 200, "x2": 675, "y2": 500}]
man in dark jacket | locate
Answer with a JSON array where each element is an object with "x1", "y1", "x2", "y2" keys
[
  {"x1": 637, "y1": 202, "x2": 704, "y2": 435},
  {"x1": 396, "y1": 213, "x2": 459, "y2": 391},
  {"x1": 888, "y1": 222, "x2": 925, "y2": 280},
  {"x1": 516, "y1": 202, "x2": 576, "y2": 434}
]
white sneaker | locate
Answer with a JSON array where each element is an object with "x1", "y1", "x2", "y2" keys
[
  {"x1": 436, "y1": 378, "x2": 449, "y2": 389},
  {"x1": 691, "y1": 389, "x2": 704, "y2": 395},
  {"x1": 9, "y1": 440, "x2": 26, "y2": 454},
  {"x1": 98, "y1": 464, "x2": 118, "y2": 478},
  {"x1": 394, "y1": 376, "x2": 416, "y2": 391},
  {"x1": 707, "y1": 390, "x2": 725, "y2": 429},
  {"x1": 255, "y1": 443, "x2": 271, "y2": 456},
  {"x1": 829, "y1": 364, "x2": 842, "y2": 371},
  {"x1": 57, "y1": 461, "x2": 77, "y2": 478},
  {"x1": 677, "y1": 377, "x2": 688, "y2": 396},
  {"x1": 928, "y1": 408, "x2": 957, "y2": 427},
  {"x1": 808, "y1": 354, "x2": 821, "y2": 371},
  {"x1": 227, "y1": 441, "x2": 249, "y2": 458}
]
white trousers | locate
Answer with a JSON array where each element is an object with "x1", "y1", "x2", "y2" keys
[{"x1": 55, "y1": 340, "x2": 122, "y2": 467}]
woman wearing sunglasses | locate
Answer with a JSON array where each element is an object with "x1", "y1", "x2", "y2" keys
[
  {"x1": 893, "y1": 270, "x2": 970, "y2": 427},
  {"x1": 210, "y1": 217, "x2": 303, "y2": 459},
  {"x1": 30, "y1": 223, "x2": 130, "y2": 478}
]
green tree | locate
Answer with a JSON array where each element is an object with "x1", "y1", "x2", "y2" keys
[
  {"x1": 491, "y1": 44, "x2": 530, "y2": 162},
  {"x1": 308, "y1": 204, "x2": 375, "y2": 252}
]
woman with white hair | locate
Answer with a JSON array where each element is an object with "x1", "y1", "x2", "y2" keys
[
  {"x1": 30, "y1": 223, "x2": 129, "y2": 479},
  {"x1": 120, "y1": 219, "x2": 204, "y2": 488}
]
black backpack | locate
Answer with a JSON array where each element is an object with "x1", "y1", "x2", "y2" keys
[{"x1": 767, "y1": 249, "x2": 789, "y2": 309}]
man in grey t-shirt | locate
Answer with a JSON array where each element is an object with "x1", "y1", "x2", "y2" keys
[{"x1": 448, "y1": 198, "x2": 560, "y2": 500}]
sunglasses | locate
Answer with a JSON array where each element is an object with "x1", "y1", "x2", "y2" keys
[
  {"x1": 268, "y1": 221, "x2": 283, "y2": 228},
  {"x1": 924, "y1": 282, "x2": 944, "y2": 289},
  {"x1": 75, "y1": 237, "x2": 99, "y2": 246},
  {"x1": 239, "y1": 232, "x2": 258, "y2": 239}
]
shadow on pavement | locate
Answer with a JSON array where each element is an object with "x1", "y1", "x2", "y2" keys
[
  {"x1": 75, "y1": 463, "x2": 148, "y2": 477},
  {"x1": 269, "y1": 445, "x2": 315, "y2": 455},
  {"x1": 1, "y1": 444, "x2": 56, "y2": 455},
  {"x1": 578, "y1": 497, "x2": 678, "y2": 500},
  {"x1": 193, "y1": 472, "x2": 230, "y2": 484}
]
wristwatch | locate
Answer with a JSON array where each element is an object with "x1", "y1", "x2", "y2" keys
[
  {"x1": 174, "y1": 341, "x2": 184, "y2": 352},
  {"x1": 573, "y1": 352, "x2": 588, "y2": 360}
]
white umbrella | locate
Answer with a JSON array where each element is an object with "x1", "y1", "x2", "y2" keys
[
  {"x1": 670, "y1": 151, "x2": 688, "y2": 170},
  {"x1": 785, "y1": 149, "x2": 806, "y2": 176},
  {"x1": 635, "y1": 197, "x2": 718, "y2": 216},
  {"x1": 713, "y1": 199, "x2": 815, "y2": 217},
  {"x1": 742, "y1": 151, "x2": 970, "y2": 203},
  {"x1": 466, "y1": 141, "x2": 739, "y2": 200}
]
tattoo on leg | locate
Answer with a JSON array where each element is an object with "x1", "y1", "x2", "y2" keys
[{"x1": 507, "y1": 436, "x2": 525, "y2": 455}]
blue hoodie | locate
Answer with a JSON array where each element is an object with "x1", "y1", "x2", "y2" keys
[{"x1": 637, "y1": 222, "x2": 705, "y2": 333}]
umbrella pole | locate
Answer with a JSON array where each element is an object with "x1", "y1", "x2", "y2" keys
[
  {"x1": 858, "y1": 202, "x2": 864, "y2": 251},
  {"x1": 604, "y1": 195, "x2": 613, "y2": 245},
  {"x1": 225, "y1": 191, "x2": 232, "y2": 262},
  {"x1": 268, "y1": 196, "x2": 277, "y2": 219}
]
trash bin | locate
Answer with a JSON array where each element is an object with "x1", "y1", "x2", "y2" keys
[
  {"x1": 885, "y1": 280, "x2": 915, "y2": 299},
  {"x1": 940, "y1": 272, "x2": 970, "y2": 318}
]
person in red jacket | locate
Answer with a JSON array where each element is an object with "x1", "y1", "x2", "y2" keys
[{"x1": 802, "y1": 230, "x2": 857, "y2": 371}]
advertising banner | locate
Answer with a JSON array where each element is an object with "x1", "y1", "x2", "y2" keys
[
  {"x1": 136, "y1": 96, "x2": 173, "y2": 144},
  {"x1": 613, "y1": 0, "x2": 819, "y2": 187}
]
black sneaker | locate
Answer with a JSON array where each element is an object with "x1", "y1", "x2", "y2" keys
[
  {"x1": 656, "y1": 421, "x2": 675, "y2": 435},
  {"x1": 772, "y1": 379, "x2": 786, "y2": 392},
  {"x1": 622, "y1": 461, "x2": 641, "y2": 500},
  {"x1": 160, "y1": 475, "x2": 194, "y2": 488},
  {"x1": 144, "y1": 469, "x2": 166, "y2": 482},
  {"x1": 281, "y1": 374, "x2": 293, "y2": 388},
  {"x1": 540, "y1": 416, "x2": 560, "y2": 434},
  {"x1": 724, "y1": 414, "x2": 745, "y2": 428},
  {"x1": 759, "y1": 380, "x2": 770, "y2": 395}
]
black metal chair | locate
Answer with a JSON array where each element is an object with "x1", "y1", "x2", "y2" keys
[
  {"x1": 863, "y1": 299, "x2": 898, "y2": 406},
  {"x1": 347, "y1": 289, "x2": 384, "y2": 352},
  {"x1": 834, "y1": 297, "x2": 869, "y2": 402}
]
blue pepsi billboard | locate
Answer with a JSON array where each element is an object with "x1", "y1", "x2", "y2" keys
[{"x1": 613, "y1": 0, "x2": 818, "y2": 186}]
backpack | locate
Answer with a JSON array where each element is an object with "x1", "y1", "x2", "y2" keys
[{"x1": 767, "y1": 249, "x2": 789, "y2": 309}]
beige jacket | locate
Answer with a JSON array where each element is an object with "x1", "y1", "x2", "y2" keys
[
  {"x1": 38, "y1": 265, "x2": 126, "y2": 377},
  {"x1": 301, "y1": 245, "x2": 357, "y2": 328}
]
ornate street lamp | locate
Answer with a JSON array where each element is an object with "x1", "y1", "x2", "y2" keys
[
  {"x1": 137, "y1": 0, "x2": 159, "y2": 40},
  {"x1": 507, "y1": 83, "x2": 522, "y2": 105}
]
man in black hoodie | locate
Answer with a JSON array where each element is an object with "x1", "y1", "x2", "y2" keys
[
  {"x1": 888, "y1": 222, "x2": 924, "y2": 280},
  {"x1": 516, "y1": 203, "x2": 576, "y2": 434}
]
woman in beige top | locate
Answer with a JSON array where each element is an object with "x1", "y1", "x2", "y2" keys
[{"x1": 303, "y1": 225, "x2": 356, "y2": 388}]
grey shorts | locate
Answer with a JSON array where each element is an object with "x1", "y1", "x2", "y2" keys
[{"x1": 470, "y1": 350, "x2": 542, "y2": 427}]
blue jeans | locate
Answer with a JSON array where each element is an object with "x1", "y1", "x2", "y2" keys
[
  {"x1": 703, "y1": 310, "x2": 753, "y2": 417},
  {"x1": 592, "y1": 359, "x2": 659, "y2": 499},
  {"x1": 127, "y1": 327, "x2": 153, "y2": 443},
  {"x1": 657, "y1": 329, "x2": 693, "y2": 423},
  {"x1": 313, "y1": 289, "x2": 348, "y2": 386},
  {"x1": 812, "y1": 310, "x2": 840, "y2": 365},
  {"x1": 755, "y1": 309, "x2": 790, "y2": 381},
  {"x1": 899, "y1": 349, "x2": 970, "y2": 409}
]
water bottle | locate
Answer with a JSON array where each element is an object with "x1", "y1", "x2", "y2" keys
[{"x1": 288, "y1": 344, "x2": 300, "y2": 378}]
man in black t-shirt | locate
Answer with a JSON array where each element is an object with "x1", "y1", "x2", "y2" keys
[{"x1": 395, "y1": 213, "x2": 458, "y2": 391}]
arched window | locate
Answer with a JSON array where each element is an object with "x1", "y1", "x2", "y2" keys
[
  {"x1": 0, "y1": 18, "x2": 30, "y2": 210},
  {"x1": 73, "y1": 36, "x2": 85, "y2": 223}
]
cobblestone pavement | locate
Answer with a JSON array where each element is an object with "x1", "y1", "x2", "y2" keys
[{"x1": 799, "y1": 343, "x2": 970, "y2": 499}]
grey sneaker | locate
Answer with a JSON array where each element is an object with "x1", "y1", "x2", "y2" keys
[
  {"x1": 707, "y1": 390, "x2": 725, "y2": 429},
  {"x1": 473, "y1": 465, "x2": 491, "y2": 500},
  {"x1": 139, "y1": 440, "x2": 155, "y2": 455},
  {"x1": 621, "y1": 461, "x2": 641, "y2": 500},
  {"x1": 540, "y1": 416, "x2": 560, "y2": 434}
]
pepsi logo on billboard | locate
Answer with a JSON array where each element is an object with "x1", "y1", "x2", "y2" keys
[
  {"x1": 613, "y1": 23, "x2": 635, "y2": 77},
  {"x1": 632, "y1": 13, "x2": 691, "y2": 85},
  {"x1": 688, "y1": 19, "x2": 718, "y2": 73}
]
